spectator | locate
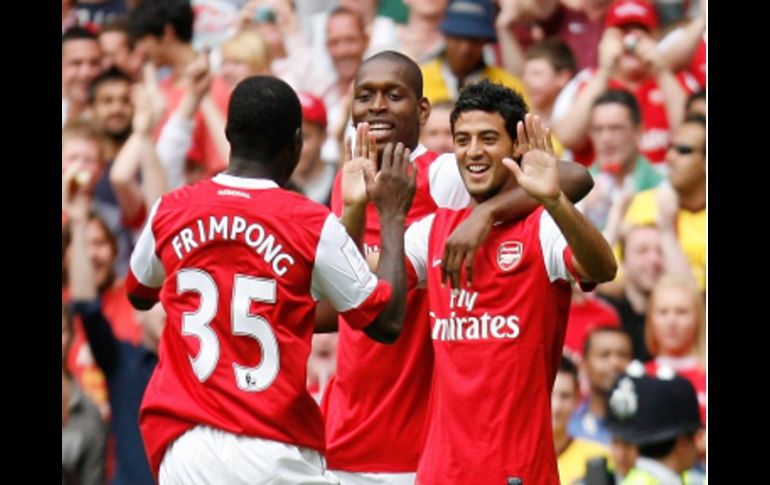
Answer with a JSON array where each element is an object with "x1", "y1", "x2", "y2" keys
[
  {"x1": 63, "y1": 27, "x2": 103, "y2": 126},
  {"x1": 522, "y1": 39, "x2": 577, "y2": 136},
  {"x1": 658, "y1": 0, "x2": 706, "y2": 88},
  {"x1": 87, "y1": 68, "x2": 146, "y2": 276},
  {"x1": 624, "y1": 115, "x2": 705, "y2": 292},
  {"x1": 128, "y1": 0, "x2": 229, "y2": 177},
  {"x1": 62, "y1": 301, "x2": 107, "y2": 485},
  {"x1": 419, "y1": 100, "x2": 454, "y2": 154},
  {"x1": 599, "y1": 224, "x2": 663, "y2": 361},
  {"x1": 397, "y1": 0, "x2": 447, "y2": 63},
  {"x1": 499, "y1": 0, "x2": 616, "y2": 74},
  {"x1": 98, "y1": 18, "x2": 144, "y2": 81},
  {"x1": 421, "y1": 0, "x2": 528, "y2": 105},
  {"x1": 554, "y1": 356, "x2": 611, "y2": 485},
  {"x1": 107, "y1": 79, "x2": 169, "y2": 223},
  {"x1": 606, "y1": 368, "x2": 704, "y2": 484},
  {"x1": 644, "y1": 275, "x2": 706, "y2": 424},
  {"x1": 219, "y1": 29, "x2": 272, "y2": 90},
  {"x1": 291, "y1": 92, "x2": 336, "y2": 205},
  {"x1": 308, "y1": 0, "x2": 400, "y2": 81},
  {"x1": 579, "y1": 89, "x2": 663, "y2": 230},
  {"x1": 553, "y1": 0, "x2": 689, "y2": 166},
  {"x1": 564, "y1": 284, "x2": 621, "y2": 361},
  {"x1": 236, "y1": 0, "x2": 316, "y2": 92},
  {"x1": 318, "y1": 6, "x2": 371, "y2": 166},
  {"x1": 569, "y1": 326, "x2": 633, "y2": 444},
  {"x1": 64, "y1": 179, "x2": 159, "y2": 485}
]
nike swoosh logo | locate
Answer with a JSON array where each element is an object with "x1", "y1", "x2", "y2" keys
[{"x1": 432, "y1": 258, "x2": 442, "y2": 268}]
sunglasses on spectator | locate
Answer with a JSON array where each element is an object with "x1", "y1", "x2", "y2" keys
[{"x1": 669, "y1": 144, "x2": 702, "y2": 155}]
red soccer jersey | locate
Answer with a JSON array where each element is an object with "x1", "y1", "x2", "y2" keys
[
  {"x1": 405, "y1": 207, "x2": 585, "y2": 485},
  {"x1": 126, "y1": 174, "x2": 392, "y2": 477},
  {"x1": 322, "y1": 145, "x2": 469, "y2": 472}
]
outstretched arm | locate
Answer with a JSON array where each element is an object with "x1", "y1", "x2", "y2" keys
[{"x1": 506, "y1": 114, "x2": 616, "y2": 283}]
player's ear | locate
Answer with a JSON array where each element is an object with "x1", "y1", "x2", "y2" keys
[{"x1": 417, "y1": 97, "x2": 431, "y2": 126}]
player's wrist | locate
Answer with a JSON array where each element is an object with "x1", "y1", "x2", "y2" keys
[
  {"x1": 377, "y1": 210, "x2": 407, "y2": 224},
  {"x1": 540, "y1": 190, "x2": 567, "y2": 213}
]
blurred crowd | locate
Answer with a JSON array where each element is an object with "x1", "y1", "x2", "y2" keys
[{"x1": 61, "y1": 0, "x2": 706, "y2": 483}]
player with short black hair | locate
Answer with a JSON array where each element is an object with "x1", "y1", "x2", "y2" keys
[{"x1": 127, "y1": 75, "x2": 416, "y2": 483}]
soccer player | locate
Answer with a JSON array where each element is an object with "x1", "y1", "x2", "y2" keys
[
  {"x1": 324, "y1": 51, "x2": 594, "y2": 484},
  {"x1": 126, "y1": 76, "x2": 415, "y2": 483},
  {"x1": 399, "y1": 80, "x2": 616, "y2": 483}
]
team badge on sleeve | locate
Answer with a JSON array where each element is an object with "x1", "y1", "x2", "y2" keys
[{"x1": 497, "y1": 241, "x2": 523, "y2": 271}]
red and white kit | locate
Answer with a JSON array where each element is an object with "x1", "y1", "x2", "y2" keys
[
  {"x1": 127, "y1": 174, "x2": 393, "y2": 477},
  {"x1": 323, "y1": 145, "x2": 469, "y2": 474},
  {"x1": 405, "y1": 206, "x2": 590, "y2": 485}
]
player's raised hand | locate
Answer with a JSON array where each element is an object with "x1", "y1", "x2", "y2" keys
[
  {"x1": 504, "y1": 114, "x2": 560, "y2": 206},
  {"x1": 342, "y1": 122, "x2": 378, "y2": 207},
  {"x1": 367, "y1": 141, "x2": 416, "y2": 219}
]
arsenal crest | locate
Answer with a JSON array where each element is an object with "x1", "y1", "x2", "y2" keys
[{"x1": 497, "y1": 241, "x2": 523, "y2": 271}]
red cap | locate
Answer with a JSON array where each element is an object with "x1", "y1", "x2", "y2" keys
[
  {"x1": 297, "y1": 92, "x2": 327, "y2": 128},
  {"x1": 605, "y1": 0, "x2": 658, "y2": 30}
]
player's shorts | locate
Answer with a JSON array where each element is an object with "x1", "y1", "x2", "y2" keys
[
  {"x1": 331, "y1": 470, "x2": 416, "y2": 485},
  {"x1": 159, "y1": 425, "x2": 340, "y2": 484}
]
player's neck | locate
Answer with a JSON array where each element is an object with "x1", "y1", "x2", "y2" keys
[{"x1": 226, "y1": 158, "x2": 281, "y2": 183}]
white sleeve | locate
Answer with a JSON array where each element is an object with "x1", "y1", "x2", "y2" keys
[
  {"x1": 552, "y1": 68, "x2": 592, "y2": 123},
  {"x1": 539, "y1": 210, "x2": 573, "y2": 283},
  {"x1": 311, "y1": 214, "x2": 379, "y2": 311},
  {"x1": 404, "y1": 213, "x2": 435, "y2": 285},
  {"x1": 156, "y1": 113, "x2": 195, "y2": 190},
  {"x1": 657, "y1": 26, "x2": 685, "y2": 52},
  {"x1": 428, "y1": 153, "x2": 471, "y2": 209},
  {"x1": 129, "y1": 199, "x2": 166, "y2": 288}
]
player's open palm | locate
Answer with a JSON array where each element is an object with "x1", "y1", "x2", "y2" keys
[
  {"x1": 342, "y1": 122, "x2": 377, "y2": 207},
  {"x1": 367, "y1": 141, "x2": 416, "y2": 218},
  {"x1": 504, "y1": 114, "x2": 560, "y2": 205}
]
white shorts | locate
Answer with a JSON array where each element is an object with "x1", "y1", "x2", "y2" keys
[
  {"x1": 159, "y1": 425, "x2": 340, "y2": 484},
  {"x1": 332, "y1": 470, "x2": 416, "y2": 485}
]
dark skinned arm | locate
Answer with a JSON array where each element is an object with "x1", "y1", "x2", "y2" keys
[
  {"x1": 315, "y1": 124, "x2": 378, "y2": 333},
  {"x1": 339, "y1": 122, "x2": 378, "y2": 250},
  {"x1": 442, "y1": 159, "x2": 593, "y2": 288},
  {"x1": 314, "y1": 300, "x2": 339, "y2": 333},
  {"x1": 362, "y1": 142, "x2": 416, "y2": 343}
]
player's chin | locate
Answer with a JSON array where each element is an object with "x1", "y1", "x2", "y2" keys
[{"x1": 464, "y1": 182, "x2": 493, "y2": 200}]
